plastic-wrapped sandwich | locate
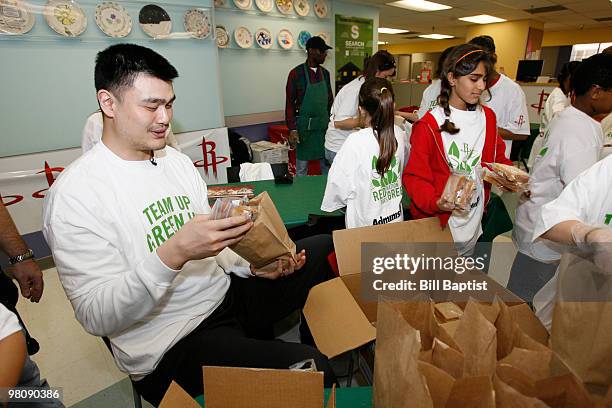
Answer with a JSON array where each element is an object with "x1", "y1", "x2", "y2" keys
[{"x1": 483, "y1": 163, "x2": 530, "y2": 193}]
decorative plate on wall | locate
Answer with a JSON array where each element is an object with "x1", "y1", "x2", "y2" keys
[
  {"x1": 138, "y1": 4, "x2": 171, "y2": 38},
  {"x1": 294, "y1": 0, "x2": 309, "y2": 16},
  {"x1": 233, "y1": 0, "x2": 252, "y2": 10},
  {"x1": 234, "y1": 26, "x2": 253, "y2": 48},
  {"x1": 275, "y1": 0, "x2": 292, "y2": 14},
  {"x1": 215, "y1": 25, "x2": 229, "y2": 47},
  {"x1": 0, "y1": 0, "x2": 35, "y2": 35},
  {"x1": 184, "y1": 8, "x2": 211, "y2": 39},
  {"x1": 95, "y1": 2, "x2": 132, "y2": 38},
  {"x1": 277, "y1": 28, "x2": 293, "y2": 50},
  {"x1": 214, "y1": 0, "x2": 227, "y2": 6},
  {"x1": 297, "y1": 30, "x2": 311, "y2": 49},
  {"x1": 255, "y1": 0, "x2": 273, "y2": 12},
  {"x1": 316, "y1": 32, "x2": 330, "y2": 46},
  {"x1": 255, "y1": 27, "x2": 272, "y2": 49},
  {"x1": 313, "y1": 0, "x2": 327, "y2": 18},
  {"x1": 44, "y1": 0, "x2": 87, "y2": 37}
]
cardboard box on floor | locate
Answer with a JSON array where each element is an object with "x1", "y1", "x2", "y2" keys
[
  {"x1": 159, "y1": 367, "x2": 336, "y2": 408},
  {"x1": 250, "y1": 140, "x2": 289, "y2": 164},
  {"x1": 303, "y1": 217, "x2": 540, "y2": 360}
]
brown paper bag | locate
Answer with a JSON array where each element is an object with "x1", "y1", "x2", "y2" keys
[
  {"x1": 418, "y1": 361, "x2": 455, "y2": 408},
  {"x1": 231, "y1": 192, "x2": 297, "y2": 268},
  {"x1": 374, "y1": 301, "x2": 433, "y2": 408},
  {"x1": 496, "y1": 363, "x2": 538, "y2": 397},
  {"x1": 495, "y1": 298, "x2": 516, "y2": 360},
  {"x1": 535, "y1": 374, "x2": 596, "y2": 408},
  {"x1": 453, "y1": 300, "x2": 497, "y2": 377},
  {"x1": 551, "y1": 253, "x2": 612, "y2": 386},
  {"x1": 509, "y1": 303, "x2": 549, "y2": 346},
  {"x1": 431, "y1": 338, "x2": 464, "y2": 379},
  {"x1": 499, "y1": 347, "x2": 553, "y2": 382},
  {"x1": 494, "y1": 376, "x2": 549, "y2": 408},
  {"x1": 445, "y1": 376, "x2": 495, "y2": 408}
]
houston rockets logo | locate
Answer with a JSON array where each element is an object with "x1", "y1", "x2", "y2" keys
[
  {"x1": 1, "y1": 161, "x2": 64, "y2": 206},
  {"x1": 193, "y1": 136, "x2": 229, "y2": 178},
  {"x1": 515, "y1": 115, "x2": 526, "y2": 127},
  {"x1": 530, "y1": 90, "x2": 550, "y2": 115}
]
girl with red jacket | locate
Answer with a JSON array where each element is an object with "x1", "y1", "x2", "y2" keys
[{"x1": 403, "y1": 44, "x2": 512, "y2": 254}]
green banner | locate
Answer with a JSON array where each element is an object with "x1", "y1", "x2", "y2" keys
[{"x1": 334, "y1": 15, "x2": 374, "y2": 92}]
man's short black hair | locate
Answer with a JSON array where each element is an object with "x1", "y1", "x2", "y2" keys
[
  {"x1": 95, "y1": 44, "x2": 178, "y2": 98},
  {"x1": 571, "y1": 53, "x2": 612, "y2": 97},
  {"x1": 469, "y1": 35, "x2": 495, "y2": 54},
  {"x1": 557, "y1": 60, "x2": 581, "y2": 94}
]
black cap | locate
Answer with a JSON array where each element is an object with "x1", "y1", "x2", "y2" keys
[{"x1": 306, "y1": 36, "x2": 332, "y2": 51}]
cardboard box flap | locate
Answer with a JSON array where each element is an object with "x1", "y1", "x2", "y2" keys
[
  {"x1": 341, "y1": 273, "x2": 378, "y2": 323},
  {"x1": 333, "y1": 218, "x2": 452, "y2": 277},
  {"x1": 159, "y1": 381, "x2": 200, "y2": 408},
  {"x1": 203, "y1": 366, "x2": 323, "y2": 408},
  {"x1": 303, "y1": 278, "x2": 376, "y2": 358}
]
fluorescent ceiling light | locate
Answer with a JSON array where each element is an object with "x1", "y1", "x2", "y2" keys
[
  {"x1": 459, "y1": 14, "x2": 507, "y2": 24},
  {"x1": 378, "y1": 27, "x2": 409, "y2": 34},
  {"x1": 387, "y1": 0, "x2": 451, "y2": 12},
  {"x1": 378, "y1": 41, "x2": 389, "y2": 45},
  {"x1": 418, "y1": 34, "x2": 454, "y2": 39}
]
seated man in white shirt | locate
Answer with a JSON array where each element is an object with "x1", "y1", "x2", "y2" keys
[{"x1": 44, "y1": 44, "x2": 335, "y2": 406}]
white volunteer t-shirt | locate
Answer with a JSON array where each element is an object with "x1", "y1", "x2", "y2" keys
[
  {"x1": 481, "y1": 74, "x2": 530, "y2": 158},
  {"x1": 0, "y1": 303, "x2": 22, "y2": 341},
  {"x1": 417, "y1": 79, "x2": 441, "y2": 119},
  {"x1": 601, "y1": 112, "x2": 612, "y2": 159},
  {"x1": 325, "y1": 76, "x2": 365, "y2": 153},
  {"x1": 431, "y1": 106, "x2": 486, "y2": 255},
  {"x1": 514, "y1": 106, "x2": 604, "y2": 262},
  {"x1": 321, "y1": 125, "x2": 408, "y2": 228},
  {"x1": 531, "y1": 155, "x2": 612, "y2": 330}
]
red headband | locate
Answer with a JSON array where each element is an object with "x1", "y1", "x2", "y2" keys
[{"x1": 455, "y1": 49, "x2": 484, "y2": 66}]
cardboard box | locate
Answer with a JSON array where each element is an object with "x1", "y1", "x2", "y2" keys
[
  {"x1": 251, "y1": 141, "x2": 289, "y2": 164},
  {"x1": 159, "y1": 367, "x2": 336, "y2": 408},
  {"x1": 303, "y1": 218, "x2": 525, "y2": 359}
]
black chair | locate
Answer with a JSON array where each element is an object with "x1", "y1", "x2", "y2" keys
[
  {"x1": 515, "y1": 126, "x2": 540, "y2": 172},
  {"x1": 101, "y1": 337, "x2": 143, "y2": 408}
]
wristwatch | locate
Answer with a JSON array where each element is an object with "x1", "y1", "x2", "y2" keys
[{"x1": 9, "y1": 249, "x2": 34, "y2": 265}]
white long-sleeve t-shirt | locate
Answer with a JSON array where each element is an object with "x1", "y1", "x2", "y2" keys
[{"x1": 43, "y1": 142, "x2": 249, "y2": 377}]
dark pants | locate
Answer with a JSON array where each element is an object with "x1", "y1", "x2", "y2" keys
[
  {"x1": 507, "y1": 251, "x2": 558, "y2": 304},
  {"x1": 134, "y1": 235, "x2": 336, "y2": 407}
]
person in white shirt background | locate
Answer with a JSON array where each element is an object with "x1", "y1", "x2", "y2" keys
[
  {"x1": 322, "y1": 77, "x2": 408, "y2": 228},
  {"x1": 527, "y1": 61, "x2": 581, "y2": 169},
  {"x1": 324, "y1": 51, "x2": 397, "y2": 165},
  {"x1": 81, "y1": 110, "x2": 180, "y2": 154},
  {"x1": 416, "y1": 46, "x2": 455, "y2": 120},
  {"x1": 43, "y1": 44, "x2": 335, "y2": 406},
  {"x1": 532, "y1": 155, "x2": 612, "y2": 330},
  {"x1": 469, "y1": 35, "x2": 530, "y2": 159},
  {"x1": 510, "y1": 52, "x2": 612, "y2": 305}
]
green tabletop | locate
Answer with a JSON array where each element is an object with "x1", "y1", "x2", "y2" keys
[
  {"x1": 195, "y1": 386, "x2": 372, "y2": 407},
  {"x1": 218, "y1": 175, "x2": 340, "y2": 228}
]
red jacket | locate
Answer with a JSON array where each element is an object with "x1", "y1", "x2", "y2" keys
[{"x1": 403, "y1": 106, "x2": 512, "y2": 227}]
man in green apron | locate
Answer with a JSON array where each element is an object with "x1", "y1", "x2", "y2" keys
[{"x1": 285, "y1": 36, "x2": 334, "y2": 176}]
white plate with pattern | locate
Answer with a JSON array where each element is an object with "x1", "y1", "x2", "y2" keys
[
  {"x1": 0, "y1": 0, "x2": 35, "y2": 35},
  {"x1": 138, "y1": 4, "x2": 171, "y2": 38},
  {"x1": 316, "y1": 32, "x2": 330, "y2": 46},
  {"x1": 44, "y1": 0, "x2": 87, "y2": 37},
  {"x1": 95, "y1": 2, "x2": 131, "y2": 38},
  {"x1": 215, "y1": 25, "x2": 229, "y2": 47},
  {"x1": 233, "y1": 0, "x2": 252, "y2": 10},
  {"x1": 277, "y1": 28, "x2": 293, "y2": 50},
  {"x1": 313, "y1": 0, "x2": 327, "y2": 18},
  {"x1": 234, "y1": 26, "x2": 253, "y2": 48},
  {"x1": 184, "y1": 8, "x2": 211, "y2": 39},
  {"x1": 275, "y1": 0, "x2": 292, "y2": 14},
  {"x1": 255, "y1": 27, "x2": 272, "y2": 49},
  {"x1": 294, "y1": 0, "x2": 309, "y2": 16},
  {"x1": 214, "y1": 0, "x2": 227, "y2": 6},
  {"x1": 255, "y1": 0, "x2": 273, "y2": 12}
]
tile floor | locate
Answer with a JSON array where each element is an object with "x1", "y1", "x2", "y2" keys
[{"x1": 15, "y1": 192, "x2": 520, "y2": 407}]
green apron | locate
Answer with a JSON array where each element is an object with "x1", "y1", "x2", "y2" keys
[{"x1": 296, "y1": 64, "x2": 328, "y2": 161}]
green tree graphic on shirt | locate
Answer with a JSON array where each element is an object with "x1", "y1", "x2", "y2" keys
[
  {"x1": 447, "y1": 141, "x2": 480, "y2": 173},
  {"x1": 371, "y1": 155, "x2": 399, "y2": 188},
  {"x1": 538, "y1": 129, "x2": 550, "y2": 158}
]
